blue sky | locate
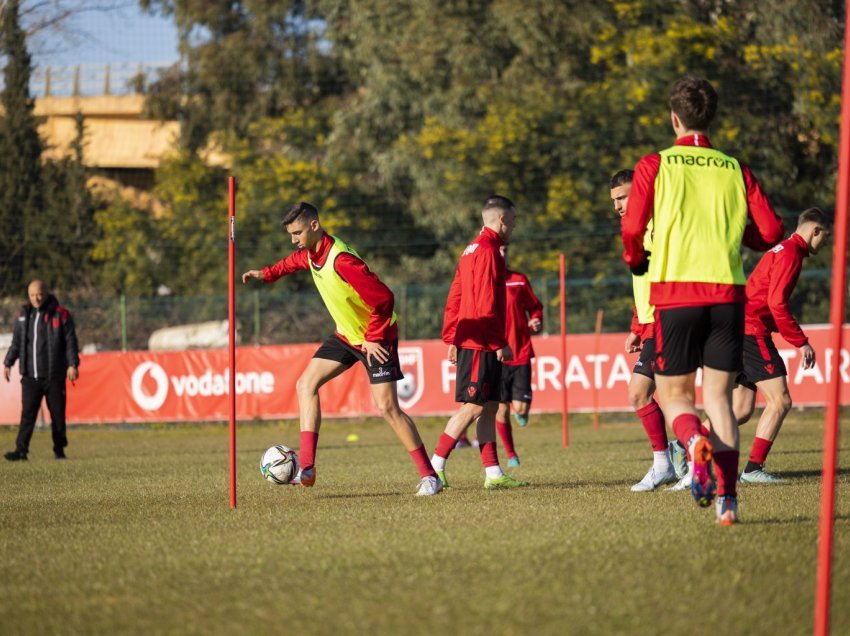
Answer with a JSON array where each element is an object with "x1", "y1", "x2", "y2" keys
[{"x1": 30, "y1": 3, "x2": 179, "y2": 69}]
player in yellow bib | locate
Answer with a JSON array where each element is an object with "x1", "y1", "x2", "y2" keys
[
  {"x1": 243, "y1": 202, "x2": 442, "y2": 496},
  {"x1": 621, "y1": 76, "x2": 784, "y2": 525}
]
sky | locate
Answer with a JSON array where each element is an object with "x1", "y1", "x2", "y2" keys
[{"x1": 29, "y1": 3, "x2": 179, "y2": 69}]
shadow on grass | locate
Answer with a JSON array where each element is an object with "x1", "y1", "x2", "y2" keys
[
  {"x1": 318, "y1": 491, "x2": 406, "y2": 499},
  {"x1": 775, "y1": 468, "x2": 850, "y2": 479},
  {"x1": 747, "y1": 513, "x2": 850, "y2": 526}
]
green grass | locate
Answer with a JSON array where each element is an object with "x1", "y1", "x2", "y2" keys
[{"x1": 1, "y1": 412, "x2": 848, "y2": 635}]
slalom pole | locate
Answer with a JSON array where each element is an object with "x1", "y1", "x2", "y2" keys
[
  {"x1": 814, "y1": 2, "x2": 850, "y2": 630},
  {"x1": 560, "y1": 253, "x2": 569, "y2": 448},
  {"x1": 228, "y1": 176, "x2": 237, "y2": 509},
  {"x1": 592, "y1": 309, "x2": 604, "y2": 429}
]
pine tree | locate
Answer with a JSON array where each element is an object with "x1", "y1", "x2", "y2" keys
[{"x1": 0, "y1": 0, "x2": 43, "y2": 298}]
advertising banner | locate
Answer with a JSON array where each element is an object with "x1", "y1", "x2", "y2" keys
[{"x1": 1, "y1": 325, "x2": 847, "y2": 425}]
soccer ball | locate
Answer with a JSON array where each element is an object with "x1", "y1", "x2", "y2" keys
[{"x1": 260, "y1": 445, "x2": 299, "y2": 485}]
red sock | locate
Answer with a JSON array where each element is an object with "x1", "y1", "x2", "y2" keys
[
  {"x1": 714, "y1": 450, "x2": 739, "y2": 497},
  {"x1": 700, "y1": 423, "x2": 710, "y2": 438},
  {"x1": 636, "y1": 400, "x2": 668, "y2": 452},
  {"x1": 749, "y1": 437, "x2": 773, "y2": 466},
  {"x1": 479, "y1": 441, "x2": 499, "y2": 467},
  {"x1": 671, "y1": 413, "x2": 701, "y2": 450},
  {"x1": 434, "y1": 433, "x2": 457, "y2": 459},
  {"x1": 299, "y1": 430, "x2": 319, "y2": 470},
  {"x1": 495, "y1": 419, "x2": 517, "y2": 458},
  {"x1": 409, "y1": 444, "x2": 437, "y2": 479}
]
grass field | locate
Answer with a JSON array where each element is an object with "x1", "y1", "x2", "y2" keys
[{"x1": 1, "y1": 412, "x2": 848, "y2": 635}]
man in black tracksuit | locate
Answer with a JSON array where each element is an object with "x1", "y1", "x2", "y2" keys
[{"x1": 4, "y1": 280, "x2": 80, "y2": 460}]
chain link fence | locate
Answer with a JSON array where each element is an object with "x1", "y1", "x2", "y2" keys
[{"x1": 0, "y1": 268, "x2": 837, "y2": 354}]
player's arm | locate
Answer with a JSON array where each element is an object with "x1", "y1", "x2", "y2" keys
[
  {"x1": 441, "y1": 265, "x2": 462, "y2": 346},
  {"x1": 626, "y1": 307, "x2": 642, "y2": 353},
  {"x1": 242, "y1": 250, "x2": 309, "y2": 283},
  {"x1": 3, "y1": 310, "x2": 23, "y2": 379},
  {"x1": 621, "y1": 155, "x2": 659, "y2": 273},
  {"x1": 523, "y1": 275, "x2": 544, "y2": 333},
  {"x1": 767, "y1": 250, "x2": 808, "y2": 349},
  {"x1": 741, "y1": 164, "x2": 784, "y2": 251}
]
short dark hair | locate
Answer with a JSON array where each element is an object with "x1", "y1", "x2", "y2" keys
[
  {"x1": 670, "y1": 75, "x2": 717, "y2": 131},
  {"x1": 610, "y1": 169, "x2": 634, "y2": 189},
  {"x1": 482, "y1": 194, "x2": 515, "y2": 215},
  {"x1": 281, "y1": 201, "x2": 319, "y2": 227},
  {"x1": 797, "y1": 207, "x2": 830, "y2": 228}
]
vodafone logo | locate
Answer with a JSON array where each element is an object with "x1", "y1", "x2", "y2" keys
[
  {"x1": 131, "y1": 362, "x2": 170, "y2": 411},
  {"x1": 130, "y1": 361, "x2": 277, "y2": 412}
]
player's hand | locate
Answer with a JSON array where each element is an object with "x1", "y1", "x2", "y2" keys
[
  {"x1": 629, "y1": 258, "x2": 649, "y2": 276},
  {"x1": 800, "y1": 343, "x2": 816, "y2": 370},
  {"x1": 528, "y1": 317, "x2": 542, "y2": 333},
  {"x1": 241, "y1": 270, "x2": 262, "y2": 284},
  {"x1": 361, "y1": 341, "x2": 389, "y2": 366},
  {"x1": 497, "y1": 345, "x2": 514, "y2": 362},
  {"x1": 447, "y1": 345, "x2": 458, "y2": 365},
  {"x1": 625, "y1": 332, "x2": 642, "y2": 353},
  {"x1": 67, "y1": 366, "x2": 79, "y2": 382},
  {"x1": 3, "y1": 366, "x2": 10, "y2": 382}
]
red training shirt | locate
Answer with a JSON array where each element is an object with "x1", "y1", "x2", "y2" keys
[
  {"x1": 262, "y1": 232, "x2": 398, "y2": 344},
  {"x1": 442, "y1": 227, "x2": 508, "y2": 352},
  {"x1": 504, "y1": 271, "x2": 544, "y2": 366},
  {"x1": 629, "y1": 307, "x2": 654, "y2": 341},
  {"x1": 744, "y1": 232, "x2": 809, "y2": 347},
  {"x1": 622, "y1": 134, "x2": 784, "y2": 307}
]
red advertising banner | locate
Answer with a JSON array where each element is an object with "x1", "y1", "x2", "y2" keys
[{"x1": 1, "y1": 325, "x2": 847, "y2": 425}]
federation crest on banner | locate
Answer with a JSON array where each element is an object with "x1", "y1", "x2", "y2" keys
[{"x1": 397, "y1": 346, "x2": 425, "y2": 409}]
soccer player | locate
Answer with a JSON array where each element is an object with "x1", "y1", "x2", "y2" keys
[
  {"x1": 735, "y1": 207, "x2": 830, "y2": 483},
  {"x1": 242, "y1": 202, "x2": 442, "y2": 496},
  {"x1": 430, "y1": 195, "x2": 529, "y2": 490},
  {"x1": 494, "y1": 244, "x2": 543, "y2": 467},
  {"x1": 621, "y1": 76, "x2": 784, "y2": 525},
  {"x1": 610, "y1": 169, "x2": 683, "y2": 491}
]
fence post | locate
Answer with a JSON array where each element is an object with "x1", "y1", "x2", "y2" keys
[
  {"x1": 120, "y1": 294, "x2": 128, "y2": 352},
  {"x1": 541, "y1": 276, "x2": 550, "y2": 335}
]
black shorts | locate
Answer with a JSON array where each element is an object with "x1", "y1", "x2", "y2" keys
[
  {"x1": 632, "y1": 337, "x2": 656, "y2": 379},
  {"x1": 654, "y1": 304, "x2": 744, "y2": 376},
  {"x1": 455, "y1": 348, "x2": 502, "y2": 404},
  {"x1": 313, "y1": 334, "x2": 403, "y2": 385},
  {"x1": 500, "y1": 363, "x2": 533, "y2": 404},
  {"x1": 735, "y1": 334, "x2": 787, "y2": 391}
]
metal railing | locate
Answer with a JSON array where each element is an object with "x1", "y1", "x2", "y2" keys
[{"x1": 28, "y1": 61, "x2": 174, "y2": 97}]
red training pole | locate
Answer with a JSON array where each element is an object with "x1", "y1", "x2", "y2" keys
[
  {"x1": 814, "y1": 2, "x2": 850, "y2": 631},
  {"x1": 560, "y1": 253, "x2": 569, "y2": 447},
  {"x1": 228, "y1": 176, "x2": 237, "y2": 509}
]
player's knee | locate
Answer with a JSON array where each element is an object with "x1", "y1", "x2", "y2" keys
[
  {"x1": 767, "y1": 393, "x2": 792, "y2": 416},
  {"x1": 628, "y1": 389, "x2": 651, "y2": 411},
  {"x1": 295, "y1": 374, "x2": 317, "y2": 398}
]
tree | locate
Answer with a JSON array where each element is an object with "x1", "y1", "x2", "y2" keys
[{"x1": 0, "y1": 0, "x2": 42, "y2": 298}]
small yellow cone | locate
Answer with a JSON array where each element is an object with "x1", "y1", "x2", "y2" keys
[{"x1": 346, "y1": 433, "x2": 360, "y2": 443}]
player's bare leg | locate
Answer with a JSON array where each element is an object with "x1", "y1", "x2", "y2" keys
[
  {"x1": 628, "y1": 372, "x2": 675, "y2": 491},
  {"x1": 291, "y1": 357, "x2": 348, "y2": 486},
  {"x1": 431, "y1": 402, "x2": 485, "y2": 487},
  {"x1": 740, "y1": 376, "x2": 791, "y2": 484},
  {"x1": 370, "y1": 381, "x2": 442, "y2": 495},
  {"x1": 655, "y1": 371, "x2": 717, "y2": 506},
  {"x1": 495, "y1": 401, "x2": 520, "y2": 467},
  {"x1": 477, "y1": 401, "x2": 529, "y2": 489}
]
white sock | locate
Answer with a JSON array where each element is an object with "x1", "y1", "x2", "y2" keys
[
  {"x1": 485, "y1": 465, "x2": 503, "y2": 479},
  {"x1": 431, "y1": 455, "x2": 446, "y2": 471},
  {"x1": 653, "y1": 449, "x2": 672, "y2": 472}
]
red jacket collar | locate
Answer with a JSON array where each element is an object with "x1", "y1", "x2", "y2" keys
[
  {"x1": 789, "y1": 232, "x2": 809, "y2": 256},
  {"x1": 674, "y1": 134, "x2": 713, "y2": 148},
  {"x1": 479, "y1": 226, "x2": 505, "y2": 245}
]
